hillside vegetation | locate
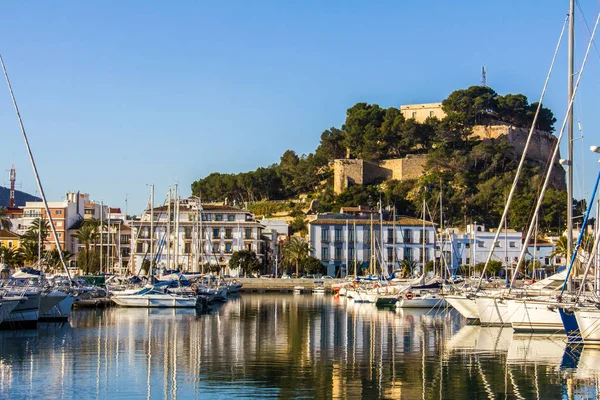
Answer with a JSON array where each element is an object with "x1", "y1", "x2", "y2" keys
[{"x1": 191, "y1": 86, "x2": 571, "y2": 234}]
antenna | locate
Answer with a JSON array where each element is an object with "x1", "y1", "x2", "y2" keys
[
  {"x1": 481, "y1": 66, "x2": 487, "y2": 87},
  {"x1": 4, "y1": 163, "x2": 21, "y2": 208}
]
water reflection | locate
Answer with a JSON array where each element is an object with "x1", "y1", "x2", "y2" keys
[{"x1": 0, "y1": 294, "x2": 598, "y2": 399}]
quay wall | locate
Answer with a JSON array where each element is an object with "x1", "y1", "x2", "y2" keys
[{"x1": 236, "y1": 278, "x2": 345, "y2": 293}]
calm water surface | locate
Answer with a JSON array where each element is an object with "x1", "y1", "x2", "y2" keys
[{"x1": 0, "y1": 294, "x2": 599, "y2": 399}]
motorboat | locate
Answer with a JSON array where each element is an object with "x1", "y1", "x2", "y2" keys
[{"x1": 111, "y1": 282, "x2": 198, "y2": 308}]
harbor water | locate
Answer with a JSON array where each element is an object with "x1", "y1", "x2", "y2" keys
[{"x1": 0, "y1": 293, "x2": 598, "y2": 399}]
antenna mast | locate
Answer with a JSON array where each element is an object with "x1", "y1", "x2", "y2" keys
[
  {"x1": 481, "y1": 66, "x2": 487, "y2": 86},
  {"x1": 9, "y1": 163, "x2": 16, "y2": 208}
]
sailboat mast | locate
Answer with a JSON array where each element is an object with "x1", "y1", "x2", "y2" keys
[
  {"x1": 422, "y1": 197, "x2": 426, "y2": 278},
  {"x1": 0, "y1": 54, "x2": 72, "y2": 281},
  {"x1": 353, "y1": 220, "x2": 357, "y2": 278},
  {"x1": 100, "y1": 200, "x2": 104, "y2": 273},
  {"x1": 567, "y1": 0, "x2": 575, "y2": 288},
  {"x1": 166, "y1": 188, "x2": 171, "y2": 269},
  {"x1": 174, "y1": 184, "x2": 179, "y2": 269},
  {"x1": 149, "y1": 185, "x2": 155, "y2": 274}
]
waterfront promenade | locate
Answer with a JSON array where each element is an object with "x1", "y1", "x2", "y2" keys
[{"x1": 236, "y1": 278, "x2": 344, "y2": 293}]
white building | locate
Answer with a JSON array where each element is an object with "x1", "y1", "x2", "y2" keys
[
  {"x1": 259, "y1": 219, "x2": 289, "y2": 275},
  {"x1": 440, "y1": 224, "x2": 523, "y2": 274},
  {"x1": 308, "y1": 211, "x2": 436, "y2": 278},
  {"x1": 131, "y1": 198, "x2": 265, "y2": 276}
]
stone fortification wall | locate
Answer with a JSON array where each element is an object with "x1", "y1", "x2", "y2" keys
[
  {"x1": 334, "y1": 155, "x2": 427, "y2": 194},
  {"x1": 471, "y1": 124, "x2": 565, "y2": 190}
]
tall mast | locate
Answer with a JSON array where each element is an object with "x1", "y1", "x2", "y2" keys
[
  {"x1": 107, "y1": 207, "x2": 111, "y2": 274},
  {"x1": 353, "y1": 220, "x2": 357, "y2": 278},
  {"x1": 150, "y1": 184, "x2": 154, "y2": 274},
  {"x1": 567, "y1": 0, "x2": 575, "y2": 287},
  {"x1": 8, "y1": 163, "x2": 15, "y2": 208},
  {"x1": 174, "y1": 183, "x2": 179, "y2": 269},
  {"x1": 166, "y1": 188, "x2": 171, "y2": 269},
  {"x1": 0, "y1": 54, "x2": 71, "y2": 280},
  {"x1": 100, "y1": 200, "x2": 103, "y2": 273},
  {"x1": 422, "y1": 197, "x2": 426, "y2": 283}
]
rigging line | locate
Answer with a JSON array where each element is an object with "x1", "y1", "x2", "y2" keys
[
  {"x1": 0, "y1": 54, "x2": 72, "y2": 282},
  {"x1": 510, "y1": 10, "x2": 600, "y2": 294},
  {"x1": 475, "y1": 15, "x2": 569, "y2": 292},
  {"x1": 576, "y1": 0, "x2": 600, "y2": 89}
]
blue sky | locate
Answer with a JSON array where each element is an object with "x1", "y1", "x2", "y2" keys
[{"x1": 1, "y1": 1, "x2": 600, "y2": 214}]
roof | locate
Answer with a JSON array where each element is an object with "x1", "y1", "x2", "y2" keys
[
  {"x1": 150, "y1": 204, "x2": 247, "y2": 213},
  {"x1": 0, "y1": 229, "x2": 20, "y2": 239},
  {"x1": 309, "y1": 215, "x2": 435, "y2": 227}
]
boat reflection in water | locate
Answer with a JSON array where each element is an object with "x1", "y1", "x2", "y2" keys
[{"x1": 0, "y1": 294, "x2": 598, "y2": 399}]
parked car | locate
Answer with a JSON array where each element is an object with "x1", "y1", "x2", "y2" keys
[
  {"x1": 281, "y1": 274, "x2": 291, "y2": 279},
  {"x1": 322, "y1": 276, "x2": 333, "y2": 279}
]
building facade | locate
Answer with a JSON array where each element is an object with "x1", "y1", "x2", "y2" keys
[
  {"x1": 131, "y1": 199, "x2": 265, "y2": 276},
  {"x1": 309, "y1": 212, "x2": 436, "y2": 278}
]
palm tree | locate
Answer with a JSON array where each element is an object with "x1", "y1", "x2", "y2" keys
[
  {"x1": 47, "y1": 249, "x2": 73, "y2": 273},
  {"x1": 550, "y1": 235, "x2": 571, "y2": 264},
  {"x1": 19, "y1": 240, "x2": 39, "y2": 265},
  {"x1": 23, "y1": 218, "x2": 50, "y2": 250},
  {"x1": 281, "y1": 237, "x2": 312, "y2": 278},
  {"x1": 0, "y1": 206, "x2": 12, "y2": 231},
  {"x1": 74, "y1": 221, "x2": 99, "y2": 274}
]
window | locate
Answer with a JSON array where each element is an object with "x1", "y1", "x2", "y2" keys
[
  {"x1": 8, "y1": 241, "x2": 12, "y2": 248},
  {"x1": 321, "y1": 229, "x2": 329, "y2": 242},
  {"x1": 349, "y1": 248, "x2": 354, "y2": 259},
  {"x1": 545, "y1": 257, "x2": 550, "y2": 265},
  {"x1": 216, "y1": 215, "x2": 223, "y2": 221},
  {"x1": 185, "y1": 228, "x2": 192, "y2": 239},
  {"x1": 333, "y1": 228, "x2": 341, "y2": 242},
  {"x1": 421, "y1": 232, "x2": 428, "y2": 244},
  {"x1": 225, "y1": 229, "x2": 232, "y2": 239},
  {"x1": 387, "y1": 247, "x2": 393, "y2": 262},
  {"x1": 349, "y1": 228, "x2": 354, "y2": 242},
  {"x1": 494, "y1": 241, "x2": 500, "y2": 248},
  {"x1": 334, "y1": 247, "x2": 342, "y2": 260},
  {"x1": 184, "y1": 243, "x2": 191, "y2": 254},
  {"x1": 322, "y1": 247, "x2": 329, "y2": 260},
  {"x1": 245, "y1": 243, "x2": 252, "y2": 252},
  {"x1": 387, "y1": 229, "x2": 393, "y2": 244},
  {"x1": 466, "y1": 258, "x2": 470, "y2": 265},
  {"x1": 136, "y1": 242, "x2": 143, "y2": 253},
  {"x1": 212, "y1": 243, "x2": 219, "y2": 253},
  {"x1": 478, "y1": 241, "x2": 484, "y2": 248},
  {"x1": 465, "y1": 242, "x2": 470, "y2": 249},
  {"x1": 228, "y1": 215, "x2": 235, "y2": 222},
  {"x1": 121, "y1": 235, "x2": 130, "y2": 244},
  {"x1": 412, "y1": 111, "x2": 417, "y2": 119},
  {"x1": 457, "y1": 243, "x2": 462, "y2": 249},
  {"x1": 509, "y1": 241, "x2": 516, "y2": 248},
  {"x1": 201, "y1": 214, "x2": 208, "y2": 221},
  {"x1": 403, "y1": 229, "x2": 411, "y2": 244},
  {"x1": 245, "y1": 229, "x2": 252, "y2": 239},
  {"x1": 55, "y1": 209, "x2": 63, "y2": 215},
  {"x1": 225, "y1": 243, "x2": 232, "y2": 253},
  {"x1": 429, "y1": 110, "x2": 434, "y2": 117},
  {"x1": 56, "y1": 221, "x2": 62, "y2": 227},
  {"x1": 213, "y1": 229, "x2": 220, "y2": 239}
]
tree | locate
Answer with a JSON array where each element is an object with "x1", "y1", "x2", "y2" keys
[
  {"x1": 75, "y1": 221, "x2": 99, "y2": 274},
  {"x1": 550, "y1": 236, "x2": 571, "y2": 263},
  {"x1": 281, "y1": 237, "x2": 312, "y2": 277},
  {"x1": 228, "y1": 250, "x2": 261, "y2": 277},
  {"x1": 303, "y1": 256, "x2": 325, "y2": 275},
  {"x1": 0, "y1": 245, "x2": 21, "y2": 267},
  {"x1": 441, "y1": 86, "x2": 498, "y2": 126},
  {"x1": 0, "y1": 207, "x2": 12, "y2": 231},
  {"x1": 47, "y1": 249, "x2": 73, "y2": 273},
  {"x1": 23, "y1": 218, "x2": 50, "y2": 252}
]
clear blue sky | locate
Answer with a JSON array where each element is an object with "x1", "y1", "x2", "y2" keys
[{"x1": 1, "y1": 1, "x2": 600, "y2": 215}]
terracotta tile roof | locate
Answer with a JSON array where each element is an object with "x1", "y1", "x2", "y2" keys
[
  {"x1": 0, "y1": 229, "x2": 20, "y2": 239},
  {"x1": 309, "y1": 216, "x2": 435, "y2": 227}
]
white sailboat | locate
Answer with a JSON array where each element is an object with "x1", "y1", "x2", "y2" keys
[{"x1": 111, "y1": 283, "x2": 198, "y2": 308}]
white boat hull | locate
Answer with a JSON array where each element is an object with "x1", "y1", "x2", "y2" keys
[
  {"x1": 507, "y1": 298, "x2": 564, "y2": 333},
  {"x1": 1, "y1": 292, "x2": 41, "y2": 329},
  {"x1": 444, "y1": 294, "x2": 479, "y2": 320},
  {"x1": 111, "y1": 294, "x2": 198, "y2": 308},
  {"x1": 397, "y1": 295, "x2": 445, "y2": 308},
  {"x1": 575, "y1": 308, "x2": 600, "y2": 345},
  {"x1": 39, "y1": 294, "x2": 76, "y2": 322},
  {"x1": 476, "y1": 296, "x2": 510, "y2": 326}
]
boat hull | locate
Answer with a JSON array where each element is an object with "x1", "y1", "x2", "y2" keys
[
  {"x1": 0, "y1": 292, "x2": 41, "y2": 330},
  {"x1": 397, "y1": 295, "x2": 445, "y2": 308},
  {"x1": 444, "y1": 294, "x2": 479, "y2": 321},
  {"x1": 475, "y1": 296, "x2": 510, "y2": 326},
  {"x1": 574, "y1": 308, "x2": 600, "y2": 345},
  {"x1": 111, "y1": 294, "x2": 198, "y2": 308},
  {"x1": 39, "y1": 294, "x2": 76, "y2": 322},
  {"x1": 507, "y1": 298, "x2": 564, "y2": 333}
]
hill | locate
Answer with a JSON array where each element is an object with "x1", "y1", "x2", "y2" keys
[
  {"x1": 191, "y1": 86, "x2": 569, "y2": 235},
  {"x1": 0, "y1": 186, "x2": 41, "y2": 207}
]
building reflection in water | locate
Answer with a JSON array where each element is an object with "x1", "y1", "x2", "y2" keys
[{"x1": 0, "y1": 294, "x2": 598, "y2": 399}]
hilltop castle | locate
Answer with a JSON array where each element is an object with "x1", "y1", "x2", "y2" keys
[{"x1": 333, "y1": 103, "x2": 565, "y2": 194}]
